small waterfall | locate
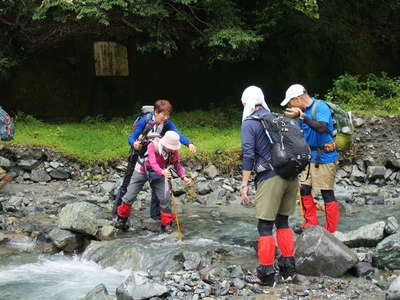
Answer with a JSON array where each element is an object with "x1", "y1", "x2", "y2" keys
[{"x1": 0, "y1": 253, "x2": 130, "y2": 300}]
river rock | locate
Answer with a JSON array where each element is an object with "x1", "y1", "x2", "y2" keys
[
  {"x1": 100, "y1": 182, "x2": 116, "y2": 194},
  {"x1": 6, "y1": 196, "x2": 23, "y2": 208},
  {"x1": 171, "y1": 177, "x2": 186, "y2": 196},
  {"x1": 82, "y1": 239, "x2": 150, "y2": 271},
  {"x1": 197, "y1": 182, "x2": 212, "y2": 195},
  {"x1": 83, "y1": 283, "x2": 114, "y2": 300},
  {"x1": 142, "y1": 218, "x2": 161, "y2": 232},
  {"x1": 204, "y1": 165, "x2": 219, "y2": 179},
  {"x1": 335, "y1": 190, "x2": 354, "y2": 202},
  {"x1": 183, "y1": 251, "x2": 202, "y2": 270},
  {"x1": 349, "y1": 261, "x2": 375, "y2": 277},
  {"x1": 0, "y1": 156, "x2": 13, "y2": 168},
  {"x1": 353, "y1": 117, "x2": 365, "y2": 127},
  {"x1": 387, "y1": 276, "x2": 400, "y2": 300},
  {"x1": 58, "y1": 201, "x2": 103, "y2": 236},
  {"x1": 116, "y1": 271, "x2": 169, "y2": 300},
  {"x1": 350, "y1": 166, "x2": 365, "y2": 182},
  {"x1": 49, "y1": 168, "x2": 70, "y2": 180},
  {"x1": 0, "y1": 232, "x2": 6, "y2": 243},
  {"x1": 30, "y1": 169, "x2": 51, "y2": 182},
  {"x1": 373, "y1": 233, "x2": 400, "y2": 269},
  {"x1": 98, "y1": 225, "x2": 116, "y2": 240},
  {"x1": 48, "y1": 227, "x2": 79, "y2": 252},
  {"x1": 17, "y1": 159, "x2": 40, "y2": 170},
  {"x1": 335, "y1": 221, "x2": 386, "y2": 247},
  {"x1": 385, "y1": 216, "x2": 400, "y2": 235},
  {"x1": 295, "y1": 226, "x2": 358, "y2": 277},
  {"x1": 367, "y1": 166, "x2": 386, "y2": 181},
  {"x1": 365, "y1": 194, "x2": 385, "y2": 205},
  {"x1": 206, "y1": 188, "x2": 226, "y2": 205},
  {"x1": 387, "y1": 159, "x2": 400, "y2": 170}
]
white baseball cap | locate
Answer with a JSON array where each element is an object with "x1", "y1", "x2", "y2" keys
[{"x1": 280, "y1": 84, "x2": 306, "y2": 106}]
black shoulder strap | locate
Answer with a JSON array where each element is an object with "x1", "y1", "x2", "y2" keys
[{"x1": 246, "y1": 114, "x2": 274, "y2": 144}]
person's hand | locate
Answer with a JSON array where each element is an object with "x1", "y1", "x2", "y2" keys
[
  {"x1": 241, "y1": 185, "x2": 250, "y2": 205},
  {"x1": 284, "y1": 107, "x2": 302, "y2": 119},
  {"x1": 133, "y1": 141, "x2": 142, "y2": 151},
  {"x1": 162, "y1": 169, "x2": 171, "y2": 178},
  {"x1": 182, "y1": 176, "x2": 192, "y2": 186},
  {"x1": 188, "y1": 144, "x2": 197, "y2": 154}
]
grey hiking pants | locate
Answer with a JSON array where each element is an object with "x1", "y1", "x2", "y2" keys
[{"x1": 122, "y1": 170, "x2": 172, "y2": 214}]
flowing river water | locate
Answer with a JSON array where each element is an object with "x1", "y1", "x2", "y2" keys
[{"x1": 1, "y1": 192, "x2": 400, "y2": 299}]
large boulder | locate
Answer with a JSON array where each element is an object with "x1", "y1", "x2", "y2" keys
[
  {"x1": 83, "y1": 283, "x2": 115, "y2": 300},
  {"x1": 116, "y1": 271, "x2": 169, "y2": 300},
  {"x1": 58, "y1": 202, "x2": 104, "y2": 236},
  {"x1": 82, "y1": 239, "x2": 151, "y2": 271},
  {"x1": 295, "y1": 226, "x2": 358, "y2": 277},
  {"x1": 334, "y1": 221, "x2": 386, "y2": 247},
  {"x1": 373, "y1": 233, "x2": 400, "y2": 270},
  {"x1": 387, "y1": 276, "x2": 400, "y2": 300}
]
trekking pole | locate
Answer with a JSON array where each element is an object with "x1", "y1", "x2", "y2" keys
[
  {"x1": 298, "y1": 185, "x2": 305, "y2": 218},
  {"x1": 168, "y1": 175, "x2": 183, "y2": 241}
]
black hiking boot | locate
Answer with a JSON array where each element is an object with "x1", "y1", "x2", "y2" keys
[
  {"x1": 278, "y1": 256, "x2": 296, "y2": 281},
  {"x1": 293, "y1": 225, "x2": 305, "y2": 235},
  {"x1": 114, "y1": 216, "x2": 129, "y2": 231},
  {"x1": 245, "y1": 265, "x2": 276, "y2": 287}
]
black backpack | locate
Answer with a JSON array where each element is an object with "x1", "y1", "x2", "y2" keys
[{"x1": 247, "y1": 113, "x2": 311, "y2": 179}]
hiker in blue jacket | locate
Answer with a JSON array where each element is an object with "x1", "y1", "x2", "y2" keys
[
  {"x1": 112, "y1": 99, "x2": 196, "y2": 222},
  {"x1": 282, "y1": 84, "x2": 339, "y2": 234}
]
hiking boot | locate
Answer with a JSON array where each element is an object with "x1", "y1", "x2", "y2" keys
[
  {"x1": 245, "y1": 265, "x2": 276, "y2": 287},
  {"x1": 0, "y1": 174, "x2": 13, "y2": 189},
  {"x1": 114, "y1": 216, "x2": 129, "y2": 231},
  {"x1": 278, "y1": 256, "x2": 296, "y2": 281},
  {"x1": 293, "y1": 225, "x2": 305, "y2": 235}
]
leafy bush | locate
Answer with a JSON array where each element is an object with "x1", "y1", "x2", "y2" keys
[{"x1": 325, "y1": 73, "x2": 400, "y2": 114}]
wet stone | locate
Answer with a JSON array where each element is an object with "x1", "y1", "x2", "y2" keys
[
  {"x1": 374, "y1": 233, "x2": 400, "y2": 270},
  {"x1": 386, "y1": 276, "x2": 400, "y2": 300},
  {"x1": 30, "y1": 169, "x2": 51, "y2": 182},
  {"x1": 49, "y1": 168, "x2": 70, "y2": 180},
  {"x1": 385, "y1": 216, "x2": 400, "y2": 235},
  {"x1": 197, "y1": 182, "x2": 212, "y2": 195},
  {"x1": 204, "y1": 165, "x2": 219, "y2": 179},
  {"x1": 83, "y1": 283, "x2": 114, "y2": 300},
  {"x1": 17, "y1": 159, "x2": 40, "y2": 170},
  {"x1": 365, "y1": 194, "x2": 385, "y2": 205},
  {"x1": 295, "y1": 226, "x2": 358, "y2": 277},
  {"x1": 48, "y1": 227, "x2": 79, "y2": 252}
]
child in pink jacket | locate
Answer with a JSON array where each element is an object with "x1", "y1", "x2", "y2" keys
[{"x1": 115, "y1": 131, "x2": 191, "y2": 231}]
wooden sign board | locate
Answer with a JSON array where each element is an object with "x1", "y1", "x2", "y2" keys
[{"x1": 94, "y1": 41, "x2": 129, "y2": 76}]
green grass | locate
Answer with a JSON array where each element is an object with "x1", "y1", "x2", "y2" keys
[{"x1": 10, "y1": 109, "x2": 243, "y2": 164}]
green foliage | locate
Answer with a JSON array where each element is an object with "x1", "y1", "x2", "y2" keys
[
  {"x1": 0, "y1": 56, "x2": 16, "y2": 81},
  {"x1": 325, "y1": 73, "x2": 400, "y2": 115},
  {"x1": 0, "y1": 0, "x2": 321, "y2": 75},
  {"x1": 11, "y1": 110, "x2": 242, "y2": 164}
]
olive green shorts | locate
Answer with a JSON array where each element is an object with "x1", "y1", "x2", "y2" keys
[
  {"x1": 299, "y1": 162, "x2": 337, "y2": 190},
  {"x1": 255, "y1": 175, "x2": 298, "y2": 221}
]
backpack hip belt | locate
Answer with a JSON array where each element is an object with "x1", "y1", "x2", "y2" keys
[{"x1": 310, "y1": 142, "x2": 336, "y2": 168}]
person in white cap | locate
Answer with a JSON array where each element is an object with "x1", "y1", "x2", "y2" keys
[
  {"x1": 281, "y1": 84, "x2": 339, "y2": 234},
  {"x1": 115, "y1": 130, "x2": 192, "y2": 232},
  {"x1": 240, "y1": 86, "x2": 297, "y2": 286}
]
